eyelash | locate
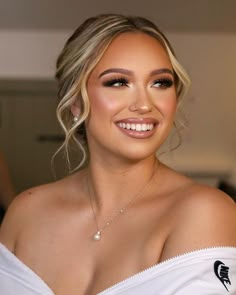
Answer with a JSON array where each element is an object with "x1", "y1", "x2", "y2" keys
[
  {"x1": 153, "y1": 79, "x2": 174, "y2": 89},
  {"x1": 102, "y1": 77, "x2": 128, "y2": 87},
  {"x1": 102, "y1": 77, "x2": 174, "y2": 89}
]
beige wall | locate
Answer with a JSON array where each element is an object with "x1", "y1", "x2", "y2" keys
[
  {"x1": 165, "y1": 33, "x2": 236, "y2": 178},
  {"x1": 0, "y1": 30, "x2": 235, "y2": 185}
]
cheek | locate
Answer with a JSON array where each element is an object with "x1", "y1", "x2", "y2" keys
[
  {"x1": 88, "y1": 87, "x2": 125, "y2": 117},
  {"x1": 155, "y1": 93, "x2": 177, "y2": 119}
]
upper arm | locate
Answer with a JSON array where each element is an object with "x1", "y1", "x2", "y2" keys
[{"x1": 162, "y1": 187, "x2": 236, "y2": 260}]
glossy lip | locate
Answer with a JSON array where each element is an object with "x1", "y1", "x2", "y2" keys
[{"x1": 115, "y1": 118, "x2": 158, "y2": 139}]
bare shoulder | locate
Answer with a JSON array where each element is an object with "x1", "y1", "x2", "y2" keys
[
  {"x1": 0, "y1": 171, "x2": 86, "y2": 251},
  {"x1": 0, "y1": 183, "x2": 56, "y2": 251},
  {"x1": 178, "y1": 180, "x2": 235, "y2": 212},
  {"x1": 161, "y1": 177, "x2": 236, "y2": 260},
  {"x1": 180, "y1": 183, "x2": 236, "y2": 229}
]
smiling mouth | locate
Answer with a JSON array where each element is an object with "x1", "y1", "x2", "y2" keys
[{"x1": 117, "y1": 122, "x2": 155, "y2": 132}]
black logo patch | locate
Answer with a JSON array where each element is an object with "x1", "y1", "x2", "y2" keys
[{"x1": 214, "y1": 260, "x2": 231, "y2": 292}]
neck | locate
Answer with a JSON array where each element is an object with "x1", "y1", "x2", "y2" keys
[{"x1": 86, "y1": 155, "x2": 159, "y2": 215}]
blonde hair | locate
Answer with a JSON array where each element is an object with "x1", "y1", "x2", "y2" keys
[{"x1": 54, "y1": 13, "x2": 191, "y2": 173}]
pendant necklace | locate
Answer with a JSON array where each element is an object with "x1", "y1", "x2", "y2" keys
[{"x1": 87, "y1": 160, "x2": 158, "y2": 241}]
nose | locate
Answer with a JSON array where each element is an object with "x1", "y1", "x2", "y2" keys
[{"x1": 129, "y1": 88, "x2": 153, "y2": 114}]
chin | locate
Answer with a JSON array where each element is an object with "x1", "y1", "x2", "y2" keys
[{"x1": 115, "y1": 145, "x2": 159, "y2": 163}]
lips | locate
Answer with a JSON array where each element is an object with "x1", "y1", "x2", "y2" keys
[{"x1": 115, "y1": 118, "x2": 158, "y2": 138}]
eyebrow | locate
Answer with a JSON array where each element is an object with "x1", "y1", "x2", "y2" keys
[
  {"x1": 98, "y1": 68, "x2": 174, "y2": 78},
  {"x1": 99, "y1": 68, "x2": 133, "y2": 78},
  {"x1": 150, "y1": 68, "x2": 174, "y2": 76}
]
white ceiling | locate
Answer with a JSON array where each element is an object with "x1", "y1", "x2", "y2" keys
[{"x1": 1, "y1": 0, "x2": 236, "y2": 32}]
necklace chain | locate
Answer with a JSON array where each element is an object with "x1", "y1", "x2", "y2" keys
[{"x1": 87, "y1": 160, "x2": 158, "y2": 241}]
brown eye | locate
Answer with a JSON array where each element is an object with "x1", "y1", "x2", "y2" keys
[
  {"x1": 153, "y1": 79, "x2": 173, "y2": 89},
  {"x1": 103, "y1": 78, "x2": 128, "y2": 87}
]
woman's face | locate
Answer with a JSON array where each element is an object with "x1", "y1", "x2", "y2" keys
[{"x1": 84, "y1": 32, "x2": 177, "y2": 162}]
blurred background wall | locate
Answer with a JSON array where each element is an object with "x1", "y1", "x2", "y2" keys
[{"x1": 0, "y1": 0, "x2": 235, "y2": 197}]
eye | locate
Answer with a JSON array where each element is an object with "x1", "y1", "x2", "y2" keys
[
  {"x1": 102, "y1": 78, "x2": 129, "y2": 87},
  {"x1": 153, "y1": 79, "x2": 174, "y2": 89}
]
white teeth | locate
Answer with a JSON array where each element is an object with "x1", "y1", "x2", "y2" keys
[
  {"x1": 142, "y1": 124, "x2": 147, "y2": 131},
  {"x1": 118, "y1": 122, "x2": 154, "y2": 131}
]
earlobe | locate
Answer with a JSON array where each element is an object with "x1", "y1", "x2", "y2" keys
[
  {"x1": 71, "y1": 104, "x2": 81, "y2": 117},
  {"x1": 71, "y1": 103, "x2": 81, "y2": 124}
]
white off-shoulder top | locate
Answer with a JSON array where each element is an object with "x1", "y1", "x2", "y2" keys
[{"x1": 0, "y1": 243, "x2": 235, "y2": 294}]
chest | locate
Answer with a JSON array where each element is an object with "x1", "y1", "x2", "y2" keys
[{"x1": 15, "y1": 203, "x2": 171, "y2": 294}]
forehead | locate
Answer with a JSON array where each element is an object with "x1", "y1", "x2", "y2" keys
[{"x1": 93, "y1": 32, "x2": 172, "y2": 72}]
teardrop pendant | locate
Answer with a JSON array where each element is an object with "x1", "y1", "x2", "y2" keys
[{"x1": 93, "y1": 231, "x2": 101, "y2": 241}]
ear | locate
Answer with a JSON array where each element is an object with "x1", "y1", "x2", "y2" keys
[{"x1": 70, "y1": 103, "x2": 80, "y2": 117}]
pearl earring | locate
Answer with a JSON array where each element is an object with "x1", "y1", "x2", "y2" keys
[{"x1": 73, "y1": 115, "x2": 79, "y2": 123}]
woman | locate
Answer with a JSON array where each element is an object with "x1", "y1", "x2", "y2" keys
[{"x1": 0, "y1": 14, "x2": 235, "y2": 295}]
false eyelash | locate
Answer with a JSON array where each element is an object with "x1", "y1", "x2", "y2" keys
[
  {"x1": 153, "y1": 79, "x2": 174, "y2": 88},
  {"x1": 102, "y1": 77, "x2": 129, "y2": 87}
]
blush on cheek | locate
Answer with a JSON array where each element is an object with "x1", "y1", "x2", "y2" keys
[
  {"x1": 158, "y1": 96, "x2": 177, "y2": 118},
  {"x1": 89, "y1": 88, "x2": 126, "y2": 114},
  {"x1": 91, "y1": 97, "x2": 123, "y2": 115}
]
